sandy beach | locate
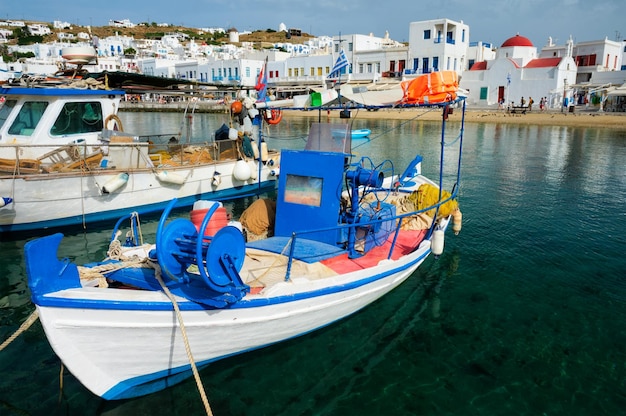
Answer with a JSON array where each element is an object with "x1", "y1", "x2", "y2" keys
[{"x1": 283, "y1": 107, "x2": 626, "y2": 129}]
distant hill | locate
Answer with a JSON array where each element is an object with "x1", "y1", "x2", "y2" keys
[{"x1": 3, "y1": 21, "x2": 314, "y2": 47}]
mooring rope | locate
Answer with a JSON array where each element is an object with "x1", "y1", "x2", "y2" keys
[
  {"x1": 150, "y1": 260, "x2": 213, "y2": 416},
  {"x1": 0, "y1": 309, "x2": 39, "y2": 352}
]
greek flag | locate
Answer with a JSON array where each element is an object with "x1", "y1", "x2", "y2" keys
[{"x1": 327, "y1": 49, "x2": 349, "y2": 78}]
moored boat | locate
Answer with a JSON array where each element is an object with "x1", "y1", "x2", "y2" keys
[
  {"x1": 22, "y1": 74, "x2": 466, "y2": 400},
  {"x1": 0, "y1": 77, "x2": 279, "y2": 233}
]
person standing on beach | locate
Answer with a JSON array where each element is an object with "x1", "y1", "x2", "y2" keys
[
  {"x1": 528, "y1": 97, "x2": 534, "y2": 111},
  {"x1": 520, "y1": 97, "x2": 526, "y2": 107}
]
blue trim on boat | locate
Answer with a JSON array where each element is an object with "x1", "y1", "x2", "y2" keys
[
  {"x1": 0, "y1": 87, "x2": 126, "y2": 96},
  {"x1": 31, "y1": 247, "x2": 430, "y2": 310}
]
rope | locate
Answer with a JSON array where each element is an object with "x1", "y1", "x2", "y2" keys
[
  {"x1": 0, "y1": 309, "x2": 39, "y2": 352},
  {"x1": 352, "y1": 107, "x2": 439, "y2": 151},
  {"x1": 151, "y1": 260, "x2": 213, "y2": 416}
]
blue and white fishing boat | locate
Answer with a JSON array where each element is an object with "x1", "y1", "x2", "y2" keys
[
  {"x1": 0, "y1": 74, "x2": 279, "y2": 233},
  {"x1": 23, "y1": 73, "x2": 465, "y2": 401}
]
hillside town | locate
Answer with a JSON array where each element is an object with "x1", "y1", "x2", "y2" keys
[{"x1": 2, "y1": 17, "x2": 626, "y2": 111}]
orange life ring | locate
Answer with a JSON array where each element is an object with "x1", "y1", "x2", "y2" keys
[{"x1": 264, "y1": 108, "x2": 282, "y2": 125}]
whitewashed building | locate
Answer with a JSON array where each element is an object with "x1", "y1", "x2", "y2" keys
[
  {"x1": 407, "y1": 18, "x2": 470, "y2": 76},
  {"x1": 460, "y1": 34, "x2": 577, "y2": 108}
]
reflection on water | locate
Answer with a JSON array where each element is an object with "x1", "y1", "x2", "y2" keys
[{"x1": 1, "y1": 112, "x2": 625, "y2": 415}]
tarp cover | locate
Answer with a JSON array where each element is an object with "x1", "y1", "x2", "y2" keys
[{"x1": 399, "y1": 71, "x2": 458, "y2": 105}]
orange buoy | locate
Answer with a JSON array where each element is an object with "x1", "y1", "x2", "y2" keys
[{"x1": 230, "y1": 100, "x2": 243, "y2": 115}]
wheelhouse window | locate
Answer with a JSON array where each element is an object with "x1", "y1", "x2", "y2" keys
[
  {"x1": 8, "y1": 101, "x2": 48, "y2": 136},
  {"x1": 50, "y1": 102, "x2": 103, "y2": 136},
  {"x1": 0, "y1": 99, "x2": 18, "y2": 130}
]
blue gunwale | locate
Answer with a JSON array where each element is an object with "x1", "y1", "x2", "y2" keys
[{"x1": 31, "y1": 248, "x2": 429, "y2": 310}]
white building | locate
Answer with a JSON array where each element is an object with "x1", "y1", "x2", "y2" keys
[
  {"x1": 407, "y1": 18, "x2": 470, "y2": 76},
  {"x1": 109, "y1": 19, "x2": 135, "y2": 29},
  {"x1": 53, "y1": 21, "x2": 72, "y2": 30},
  {"x1": 460, "y1": 34, "x2": 577, "y2": 108},
  {"x1": 27, "y1": 24, "x2": 51, "y2": 36}
]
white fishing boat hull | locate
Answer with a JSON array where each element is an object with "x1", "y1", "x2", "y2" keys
[
  {"x1": 0, "y1": 160, "x2": 277, "y2": 232},
  {"x1": 35, "y1": 239, "x2": 431, "y2": 400}
]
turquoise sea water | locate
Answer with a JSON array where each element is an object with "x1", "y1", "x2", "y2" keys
[{"x1": 1, "y1": 111, "x2": 625, "y2": 415}]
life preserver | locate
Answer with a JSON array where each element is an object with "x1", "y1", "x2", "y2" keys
[
  {"x1": 104, "y1": 114, "x2": 124, "y2": 131},
  {"x1": 263, "y1": 108, "x2": 282, "y2": 125}
]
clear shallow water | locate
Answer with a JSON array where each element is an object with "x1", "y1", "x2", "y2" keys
[{"x1": 0, "y1": 112, "x2": 625, "y2": 415}]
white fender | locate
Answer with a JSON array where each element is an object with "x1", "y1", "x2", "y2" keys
[
  {"x1": 156, "y1": 170, "x2": 187, "y2": 185},
  {"x1": 431, "y1": 229, "x2": 445, "y2": 256},
  {"x1": 233, "y1": 160, "x2": 251, "y2": 181},
  {"x1": 212, "y1": 172, "x2": 222, "y2": 187},
  {"x1": 102, "y1": 173, "x2": 129, "y2": 194}
]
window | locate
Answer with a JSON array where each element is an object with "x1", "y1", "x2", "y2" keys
[
  {"x1": 348, "y1": 42, "x2": 353, "y2": 52},
  {"x1": 413, "y1": 58, "x2": 419, "y2": 70},
  {"x1": 317, "y1": 67, "x2": 323, "y2": 76},
  {"x1": 462, "y1": 29, "x2": 465, "y2": 43},
  {"x1": 433, "y1": 57, "x2": 439, "y2": 71},
  {"x1": 422, "y1": 57, "x2": 429, "y2": 72},
  {"x1": 424, "y1": 30, "x2": 431, "y2": 40},
  {"x1": 50, "y1": 102, "x2": 103, "y2": 136},
  {"x1": 0, "y1": 99, "x2": 17, "y2": 130},
  {"x1": 8, "y1": 101, "x2": 49, "y2": 136},
  {"x1": 284, "y1": 174, "x2": 323, "y2": 207},
  {"x1": 245, "y1": 67, "x2": 250, "y2": 77},
  {"x1": 480, "y1": 87, "x2": 488, "y2": 100},
  {"x1": 310, "y1": 67, "x2": 315, "y2": 76}
]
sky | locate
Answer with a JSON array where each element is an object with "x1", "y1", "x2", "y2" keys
[{"x1": 2, "y1": 0, "x2": 624, "y2": 48}]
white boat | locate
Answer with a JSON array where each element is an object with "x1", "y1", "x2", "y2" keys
[
  {"x1": 23, "y1": 73, "x2": 465, "y2": 401},
  {"x1": 0, "y1": 77, "x2": 279, "y2": 232}
]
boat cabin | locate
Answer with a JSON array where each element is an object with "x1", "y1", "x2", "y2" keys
[{"x1": 0, "y1": 87, "x2": 125, "y2": 159}]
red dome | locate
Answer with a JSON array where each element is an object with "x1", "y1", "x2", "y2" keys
[{"x1": 501, "y1": 34, "x2": 534, "y2": 48}]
